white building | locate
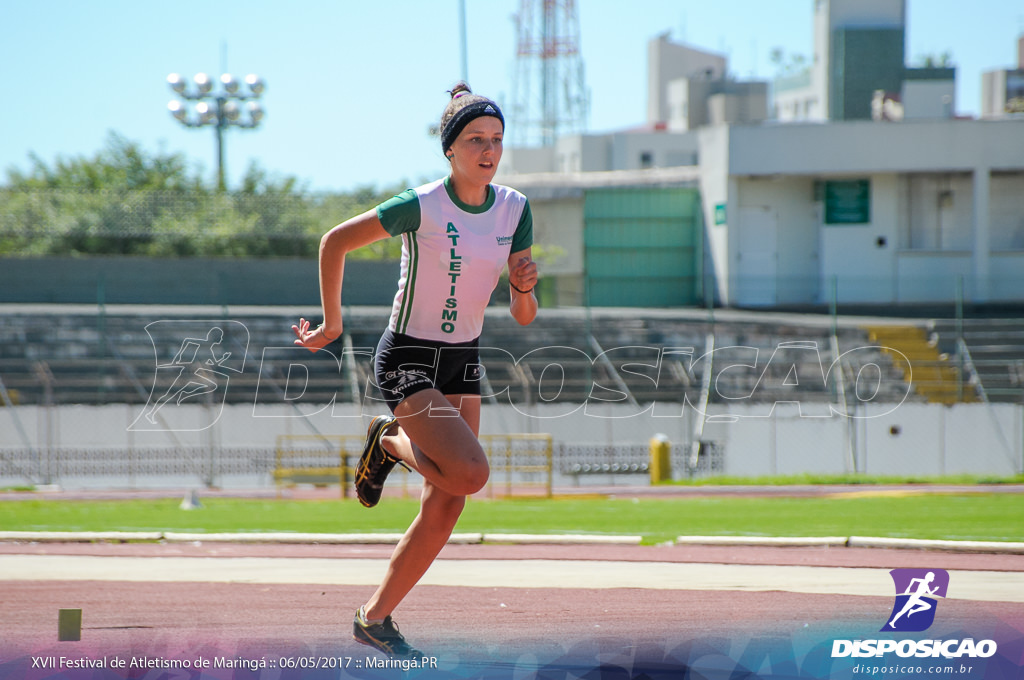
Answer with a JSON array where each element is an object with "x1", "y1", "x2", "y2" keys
[
  {"x1": 698, "y1": 119, "x2": 1024, "y2": 307},
  {"x1": 648, "y1": 33, "x2": 728, "y2": 126},
  {"x1": 498, "y1": 1, "x2": 1024, "y2": 309}
]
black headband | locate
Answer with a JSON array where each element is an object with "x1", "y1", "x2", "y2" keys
[{"x1": 441, "y1": 100, "x2": 505, "y2": 153}]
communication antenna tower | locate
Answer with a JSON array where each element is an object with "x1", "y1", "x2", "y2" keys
[{"x1": 509, "y1": 0, "x2": 589, "y2": 147}]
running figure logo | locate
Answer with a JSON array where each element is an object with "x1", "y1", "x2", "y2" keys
[
  {"x1": 130, "y1": 321, "x2": 248, "y2": 432},
  {"x1": 882, "y1": 568, "x2": 950, "y2": 632}
]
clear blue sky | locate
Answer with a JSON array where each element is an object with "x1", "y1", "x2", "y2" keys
[{"x1": 1, "y1": 1, "x2": 1021, "y2": 193}]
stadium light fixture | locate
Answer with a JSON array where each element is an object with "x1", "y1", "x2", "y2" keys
[
  {"x1": 167, "y1": 73, "x2": 186, "y2": 94},
  {"x1": 245, "y1": 74, "x2": 265, "y2": 95},
  {"x1": 166, "y1": 70, "x2": 266, "y2": 191},
  {"x1": 220, "y1": 73, "x2": 238, "y2": 94}
]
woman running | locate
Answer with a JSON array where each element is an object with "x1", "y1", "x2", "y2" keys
[{"x1": 292, "y1": 82, "x2": 537, "y2": 658}]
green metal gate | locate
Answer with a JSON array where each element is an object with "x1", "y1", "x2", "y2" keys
[{"x1": 583, "y1": 187, "x2": 702, "y2": 307}]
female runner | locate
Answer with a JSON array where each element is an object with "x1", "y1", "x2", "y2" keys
[{"x1": 293, "y1": 82, "x2": 537, "y2": 658}]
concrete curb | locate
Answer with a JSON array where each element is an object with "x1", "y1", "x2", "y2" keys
[
  {"x1": 848, "y1": 535, "x2": 1024, "y2": 554},
  {"x1": 0, "y1": 531, "x2": 164, "y2": 542},
  {"x1": 483, "y1": 533, "x2": 643, "y2": 545},
  {"x1": 161, "y1": 532, "x2": 485, "y2": 545},
  {"x1": 1, "y1": 531, "x2": 1023, "y2": 553},
  {"x1": 676, "y1": 535, "x2": 848, "y2": 547},
  {"x1": 0, "y1": 531, "x2": 636, "y2": 546}
]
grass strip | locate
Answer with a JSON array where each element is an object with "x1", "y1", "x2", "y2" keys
[
  {"x1": 666, "y1": 473, "x2": 1024, "y2": 486},
  {"x1": 1, "y1": 493, "x2": 1022, "y2": 546}
]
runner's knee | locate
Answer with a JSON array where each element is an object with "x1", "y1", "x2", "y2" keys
[
  {"x1": 439, "y1": 454, "x2": 488, "y2": 496},
  {"x1": 461, "y1": 457, "x2": 490, "y2": 495}
]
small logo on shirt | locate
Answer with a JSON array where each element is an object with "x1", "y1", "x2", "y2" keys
[{"x1": 496, "y1": 235, "x2": 513, "y2": 246}]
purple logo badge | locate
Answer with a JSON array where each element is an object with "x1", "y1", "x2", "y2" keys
[{"x1": 882, "y1": 568, "x2": 949, "y2": 632}]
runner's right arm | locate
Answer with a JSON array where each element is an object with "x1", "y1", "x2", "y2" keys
[{"x1": 292, "y1": 209, "x2": 390, "y2": 351}]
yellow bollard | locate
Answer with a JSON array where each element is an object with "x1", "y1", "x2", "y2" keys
[{"x1": 649, "y1": 434, "x2": 671, "y2": 484}]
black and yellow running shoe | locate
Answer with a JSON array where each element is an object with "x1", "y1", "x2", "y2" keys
[
  {"x1": 353, "y1": 608, "x2": 424, "y2": 658},
  {"x1": 354, "y1": 415, "x2": 401, "y2": 508}
]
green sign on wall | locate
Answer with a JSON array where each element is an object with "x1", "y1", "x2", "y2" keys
[
  {"x1": 714, "y1": 203, "x2": 727, "y2": 225},
  {"x1": 824, "y1": 179, "x2": 870, "y2": 224}
]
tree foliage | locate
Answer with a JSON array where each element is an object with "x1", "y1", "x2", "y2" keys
[{"x1": 0, "y1": 132, "x2": 404, "y2": 259}]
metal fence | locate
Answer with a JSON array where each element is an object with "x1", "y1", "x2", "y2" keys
[{"x1": 0, "y1": 440, "x2": 668, "y2": 492}]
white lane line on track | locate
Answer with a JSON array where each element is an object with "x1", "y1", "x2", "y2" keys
[{"x1": 1, "y1": 554, "x2": 1022, "y2": 603}]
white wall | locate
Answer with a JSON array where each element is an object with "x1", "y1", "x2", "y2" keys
[
  {"x1": 3, "y1": 400, "x2": 1020, "y2": 485},
  {"x1": 856, "y1": 402, "x2": 1021, "y2": 477},
  {"x1": 991, "y1": 253, "x2": 1024, "y2": 300},
  {"x1": 990, "y1": 173, "x2": 1024, "y2": 251},
  {"x1": 728, "y1": 120, "x2": 1024, "y2": 176},
  {"x1": 895, "y1": 253, "x2": 971, "y2": 302},
  {"x1": 499, "y1": 146, "x2": 555, "y2": 175},
  {"x1": 819, "y1": 174, "x2": 900, "y2": 304},
  {"x1": 697, "y1": 126, "x2": 732, "y2": 305},
  {"x1": 555, "y1": 134, "x2": 611, "y2": 173},
  {"x1": 736, "y1": 177, "x2": 821, "y2": 305},
  {"x1": 903, "y1": 173, "x2": 974, "y2": 251},
  {"x1": 608, "y1": 131, "x2": 699, "y2": 171},
  {"x1": 902, "y1": 79, "x2": 955, "y2": 120}
]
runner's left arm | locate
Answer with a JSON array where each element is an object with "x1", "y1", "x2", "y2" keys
[{"x1": 508, "y1": 248, "x2": 537, "y2": 326}]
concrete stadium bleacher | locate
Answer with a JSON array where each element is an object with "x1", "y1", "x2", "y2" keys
[
  {"x1": 0, "y1": 304, "x2": 980, "y2": 409},
  {"x1": 930, "y1": 318, "x2": 1024, "y2": 403},
  {"x1": 479, "y1": 308, "x2": 915, "y2": 408},
  {"x1": 0, "y1": 309, "x2": 362, "y2": 406}
]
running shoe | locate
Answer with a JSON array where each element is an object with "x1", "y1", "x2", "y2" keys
[
  {"x1": 353, "y1": 609, "x2": 424, "y2": 659},
  {"x1": 355, "y1": 415, "x2": 400, "y2": 508}
]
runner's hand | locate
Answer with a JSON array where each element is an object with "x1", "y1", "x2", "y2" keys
[
  {"x1": 292, "y1": 317, "x2": 340, "y2": 352},
  {"x1": 510, "y1": 257, "x2": 538, "y2": 293}
]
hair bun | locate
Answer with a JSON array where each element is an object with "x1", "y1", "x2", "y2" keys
[{"x1": 448, "y1": 82, "x2": 472, "y2": 99}]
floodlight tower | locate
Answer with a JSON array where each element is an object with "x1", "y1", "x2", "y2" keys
[
  {"x1": 167, "y1": 72, "x2": 266, "y2": 191},
  {"x1": 509, "y1": 0, "x2": 589, "y2": 147}
]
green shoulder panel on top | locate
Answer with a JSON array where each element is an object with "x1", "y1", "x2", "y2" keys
[
  {"x1": 511, "y1": 199, "x2": 533, "y2": 253},
  {"x1": 376, "y1": 189, "x2": 421, "y2": 236}
]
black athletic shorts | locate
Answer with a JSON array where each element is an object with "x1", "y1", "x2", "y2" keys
[{"x1": 374, "y1": 328, "x2": 482, "y2": 413}]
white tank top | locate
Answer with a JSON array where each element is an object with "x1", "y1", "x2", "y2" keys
[{"x1": 376, "y1": 177, "x2": 532, "y2": 342}]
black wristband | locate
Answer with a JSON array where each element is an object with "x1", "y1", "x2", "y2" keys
[
  {"x1": 318, "y1": 325, "x2": 340, "y2": 341},
  {"x1": 510, "y1": 282, "x2": 534, "y2": 295}
]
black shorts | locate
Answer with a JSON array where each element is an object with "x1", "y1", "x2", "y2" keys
[{"x1": 374, "y1": 328, "x2": 482, "y2": 413}]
